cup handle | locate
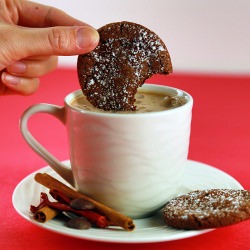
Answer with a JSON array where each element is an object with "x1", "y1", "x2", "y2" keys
[{"x1": 20, "y1": 103, "x2": 74, "y2": 186}]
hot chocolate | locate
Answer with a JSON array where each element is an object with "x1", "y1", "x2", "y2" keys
[{"x1": 70, "y1": 90, "x2": 187, "y2": 113}]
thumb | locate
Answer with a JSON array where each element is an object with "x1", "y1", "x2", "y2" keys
[{"x1": 4, "y1": 25, "x2": 99, "y2": 61}]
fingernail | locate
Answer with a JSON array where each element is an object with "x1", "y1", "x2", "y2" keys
[
  {"x1": 2, "y1": 72, "x2": 20, "y2": 85},
  {"x1": 9, "y1": 61, "x2": 26, "y2": 73},
  {"x1": 76, "y1": 27, "x2": 99, "y2": 49}
]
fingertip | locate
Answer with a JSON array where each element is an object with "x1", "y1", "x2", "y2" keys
[
  {"x1": 1, "y1": 72, "x2": 20, "y2": 85},
  {"x1": 76, "y1": 27, "x2": 100, "y2": 52},
  {"x1": 1, "y1": 72, "x2": 39, "y2": 95},
  {"x1": 7, "y1": 61, "x2": 27, "y2": 74}
]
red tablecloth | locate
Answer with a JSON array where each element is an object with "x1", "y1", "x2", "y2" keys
[{"x1": 1, "y1": 68, "x2": 250, "y2": 250}]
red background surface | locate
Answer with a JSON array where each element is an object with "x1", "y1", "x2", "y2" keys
[{"x1": 1, "y1": 68, "x2": 250, "y2": 249}]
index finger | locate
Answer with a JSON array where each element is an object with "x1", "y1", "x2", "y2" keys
[{"x1": 17, "y1": 1, "x2": 89, "y2": 28}]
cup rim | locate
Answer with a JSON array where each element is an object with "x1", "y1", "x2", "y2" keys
[{"x1": 65, "y1": 83, "x2": 193, "y2": 117}]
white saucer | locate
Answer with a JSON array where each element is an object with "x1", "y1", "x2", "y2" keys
[{"x1": 12, "y1": 160, "x2": 243, "y2": 244}]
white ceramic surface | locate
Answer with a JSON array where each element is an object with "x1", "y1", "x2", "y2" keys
[
  {"x1": 12, "y1": 160, "x2": 243, "y2": 244},
  {"x1": 20, "y1": 84, "x2": 193, "y2": 218}
]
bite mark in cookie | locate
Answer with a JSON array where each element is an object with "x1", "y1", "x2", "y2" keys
[
  {"x1": 162, "y1": 189, "x2": 250, "y2": 230},
  {"x1": 77, "y1": 21, "x2": 172, "y2": 111}
]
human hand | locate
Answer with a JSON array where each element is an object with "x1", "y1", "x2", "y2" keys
[{"x1": 0, "y1": 0, "x2": 99, "y2": 95}]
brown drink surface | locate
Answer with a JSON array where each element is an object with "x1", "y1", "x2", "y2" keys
[{"x1": 70, "y1": 90, "x2": 187, "y2": 113}]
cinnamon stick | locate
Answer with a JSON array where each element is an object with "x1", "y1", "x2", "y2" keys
[
  {"x1": 34, "y1": 206, "x2": 58, "y2": 223},
  {"x1": 34, "y1": 173, "x2": 135, "y2": 231}
]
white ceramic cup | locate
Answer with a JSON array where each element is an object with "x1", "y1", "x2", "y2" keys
[{"x1": 20, "y1": 84, "x2": 193, "y2": 218}]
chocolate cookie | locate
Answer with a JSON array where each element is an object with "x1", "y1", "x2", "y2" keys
[
  {"x1": 77, "y1": 21, "x2": 172, "y2": 111},
  {"x1": 162, "y1": 189, "x2": 250, "y2": 230}
]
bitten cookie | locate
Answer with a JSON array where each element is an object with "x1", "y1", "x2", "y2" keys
[
  {"x1": 77, "y1": 21, "x2": 172, "y2": 111},
  {"x1": 162, "y1": 189, "x2": 250, "y2": 230}
]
